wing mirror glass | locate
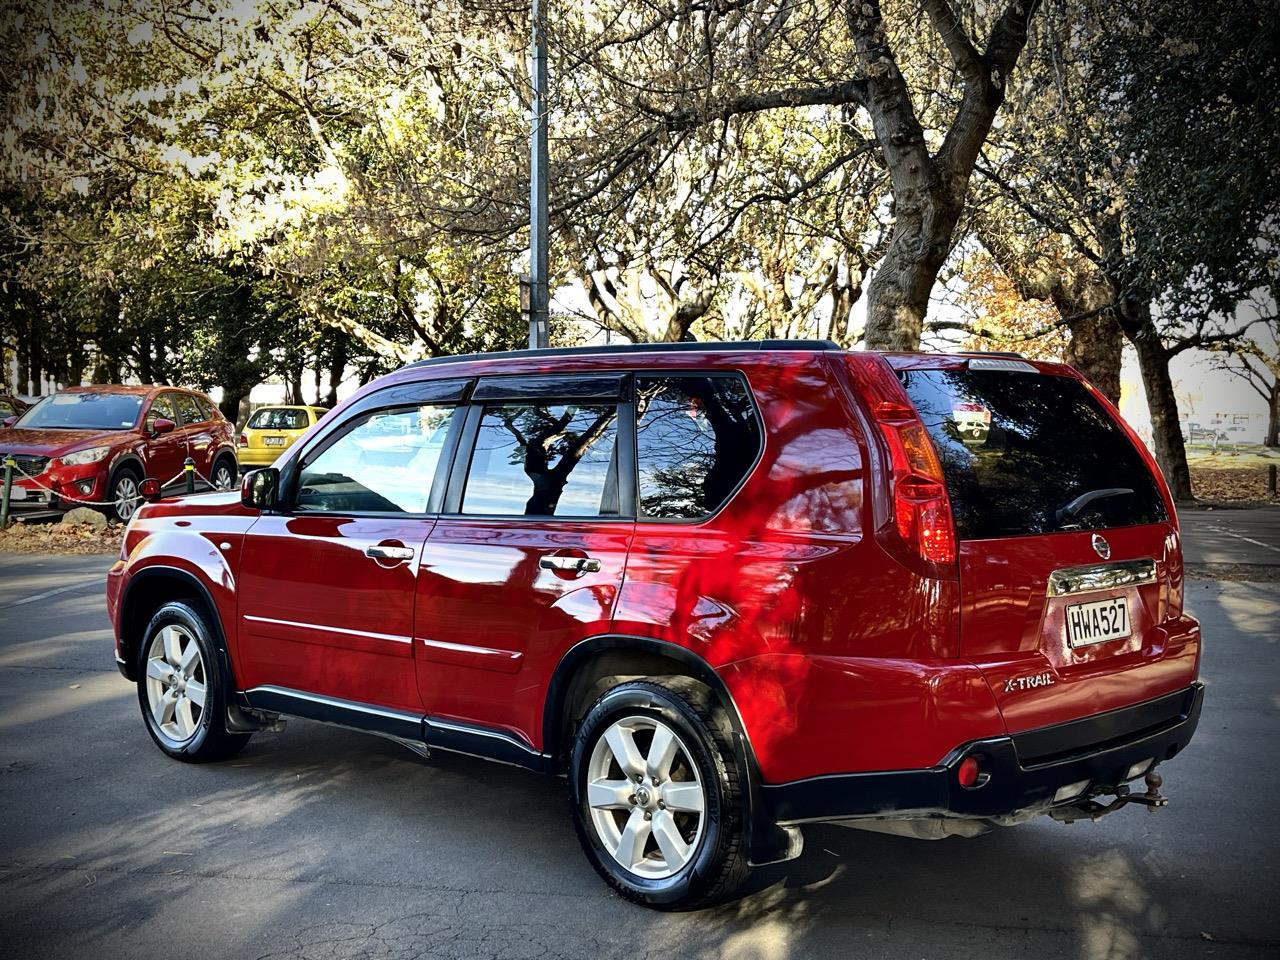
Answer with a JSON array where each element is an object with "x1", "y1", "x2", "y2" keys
[
  {"x1": 241, "y1": 468, "x2": 279, "y2": 511},
  {"x1": 151, "y1": 417, "x2": 176, "y2": 435}
]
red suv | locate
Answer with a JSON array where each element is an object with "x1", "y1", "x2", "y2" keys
[
  {"x1": 2, "y1": 384, "x2": 238, "y2": 521},
  {"x1": 105, "y1": 343, "x2": 1202, "y2": 908}
]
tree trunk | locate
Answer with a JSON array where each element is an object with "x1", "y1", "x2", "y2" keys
[
  {"x1": 1266, "y1": 388, "x2": 1279, "y2": 448},
  {"x1": 1063, "y1": 309, "x2": 1124, "y2": 406},
  {"x1": 326, "y1": 335, "x2": 347, "y2": 408},
  {"x1": 1126, "y1": 310, "x2": 1193, "y2": 501},
  {"x1": 864, "y1": 197, "x2": 961, "y2": 350},
  {"x1": 220, "y1": 389, "x2": 248, "y2": 426}
]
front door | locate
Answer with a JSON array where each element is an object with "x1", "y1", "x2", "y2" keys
[
  {"x1": 415, "y1": 376, "x2": 633, "y2": 745},
  {"x1": 141, "y1": 392, "x2": 187, "y2": 488},
  {"x1": 237, "y1": 400, "x2": 463, "y2": 712}
]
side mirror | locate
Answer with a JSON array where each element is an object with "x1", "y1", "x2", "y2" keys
[
  {"x1": 151, "y1": 417, "x2": 176, "y2": 435},
  {"x1": 1, "y1": 416, "x2": 15, "y2": 428},
  {"x1": 139, "y1": 478, "x2": 162, "y2": 503},
  {"x1": 241, "y1": 468, "x2": 279, "y2": 511}
]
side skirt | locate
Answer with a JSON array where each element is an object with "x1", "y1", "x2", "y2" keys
[{"x1": 240, "y1": 686, "x2": 551, "y2": 771}]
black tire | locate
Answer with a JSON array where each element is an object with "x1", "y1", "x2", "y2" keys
[
  {"x1": 135, "y1": 600, "x2": 251, "y2": 763},
  {"x1": 106, "y1": 465, "x2": 143, "y2": 523},
  {"x1": 568, "y1": 677, "x2": 751, "y2": 909},
  {"x1": 210, "y1": 455, "x2": 237, "y2": 491}
]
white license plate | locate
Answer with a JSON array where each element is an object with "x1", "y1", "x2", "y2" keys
[
  {"x1": 1066, "y1": 597, "x2": 1131, "y2": 647},
  {"x1": 264, "y1": 437, "x2": 286, "y2": 447},
  {"x1": 7, "y1": 486, "x2": 26, "y2": 501}
]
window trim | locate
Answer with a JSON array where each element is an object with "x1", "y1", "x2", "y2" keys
[
  {"x1": 632, "y1": 370, "x2": 764, "y2": 525},
  {"x1": 442, "y1": 393, "x2": 635, "y2": 522},
  {"x1": 277, "y1": 378, "x2": 471, "y2": 512}
]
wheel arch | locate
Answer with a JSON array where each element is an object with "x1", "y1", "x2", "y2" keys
[
  {"x1": 543, "y1": 634, "x2": 801, "y2": 865},
  {"x1": 108, "y1": 453, "x2": 145, "y2": 487},
  {"x1": 118, "y1": 565, "x2": 235, "y2": 687}
]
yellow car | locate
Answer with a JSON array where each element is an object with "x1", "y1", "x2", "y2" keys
[{"x1": 237, "y1": 405, "x2": 328, "y2": 468}]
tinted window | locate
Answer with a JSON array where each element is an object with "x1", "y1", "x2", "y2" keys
[
  {"x1": 295, "y1": 405, "x2": 457, "y2": 513},
  {"x1": 635, "y1": 375, "x2": 761, "y2": 519},
  {"x1": 16, "y1": 392, "x2": 144, "y2": 430},
  {"x1": 249, "y1": 408, "x2": 310, "y2": 430},
  {"x1": 900, "y1": 369, "x2": 1167, "y2": 539},
  {"x1": 175, "y1": 394, "x2": 205, "y2": 424},
  {"x1": 198, "y1": 398, "x2": 220, "y2": 421},
  {"x1": 462, "y1": 403, "x2": 620, "y2": 517}
]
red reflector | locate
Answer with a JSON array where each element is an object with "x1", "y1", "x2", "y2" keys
[{"x1": 957, "y1": 757, "x2": 981, "y2": 788}]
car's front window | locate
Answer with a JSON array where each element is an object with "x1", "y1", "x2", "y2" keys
[
  {"x1": 295, "y1": 404, "x2": 458, "y2": 513},
  {"x1": 15, "y1": 392, "x2": 144, "y2": 431}
]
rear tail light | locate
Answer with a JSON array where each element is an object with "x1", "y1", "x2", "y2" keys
[
  {"x1": 237, "y1": 434, "x2": 248, "y2": 448},
  {"x1": 842, "y1": 354, "x2": 958, "y2": 573}
]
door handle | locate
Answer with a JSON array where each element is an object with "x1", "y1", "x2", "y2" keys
[
  {"x1": 539, "y1": 555, "x2": 602, "y2": 573},
  {"x1": 365, "y1": 544, "x2": 415, "y2": 561}
]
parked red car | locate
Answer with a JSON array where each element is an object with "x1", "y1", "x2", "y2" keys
[
  {"x1": 105, "y1": 343, "x2": 1202, "y2": 908},
  {"x1": 2, "y1": 384, "x2": 238, "y2": 521}
]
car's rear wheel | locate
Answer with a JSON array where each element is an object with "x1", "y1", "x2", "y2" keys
[
  {"x1": 107, "y1": 467, "x2": 142, "y2": 522},
  {"x1": 210, "y1": 456, "x2": 237, "y2": 491},
  {"x1": 568, "y1": 677, "x2": 750, "y2": 909},
  {"x1": 136, "y1": 601, "x2": 251, "y2": 763}
]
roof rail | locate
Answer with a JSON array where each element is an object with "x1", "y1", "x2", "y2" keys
[{"x1": 400, "y1": 339, "x2": 841, "y2": 370}]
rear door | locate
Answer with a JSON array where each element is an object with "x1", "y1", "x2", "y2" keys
[
  {"x1": 173, "y1": 393, "x2": 215, "y2": 477},
  {"x1": 247, "y1": 407, "x2": 310, "y2": 458},
  {"x1": 415, "y1": 373, "x2": 633, "y2": 744},
  {"x1": 897, "y1": 359, "x2": 1195, "y2": 733}
]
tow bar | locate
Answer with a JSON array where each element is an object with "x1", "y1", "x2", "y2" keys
[{"x1": 1049, "y1": 767, "x2": 1169, "y2": 824}]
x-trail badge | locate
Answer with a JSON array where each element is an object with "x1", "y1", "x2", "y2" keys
[{"x1": 1092, "y1": 534, "x2": 1111, "y2": 560}]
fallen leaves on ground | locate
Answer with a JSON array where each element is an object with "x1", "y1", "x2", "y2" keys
[
  {"x1": 0, "y1": 520, "x2": 123, "y2": 555},
  {"x1": 1190, "y1": 467, "x2": 1279, "y2": 504}
]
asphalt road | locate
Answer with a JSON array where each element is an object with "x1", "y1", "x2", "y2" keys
[
  {"x1": 1, "y1": 544, "x2": 1277, "y2": 960},
  {"x1": 1180, "y1": 508, "x2": 1280, "y2": 567}
]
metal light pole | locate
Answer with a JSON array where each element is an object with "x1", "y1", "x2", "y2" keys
[{"x1": 528, "y1": 0, "x2": 550, "y2": 349}]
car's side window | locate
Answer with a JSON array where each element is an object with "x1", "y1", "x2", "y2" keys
[
  {"x1": 146, "y1": 394, "x2": 179, "y2": 430},
  {"x1": 175, "y1": 394, "x2": 205, "y2": 424},
  {"x1": 460, "y1": 402, "x2": 621, "y2": 517},
  {"x1": 634, "y1": 374, "x2": 761, "y2": 520},
  {"x1": 197, "y1": 398, "x2": 220, "y2": 421},
  {"x1": 294, "y1": 404, "x2": 458, "y2": 514}
]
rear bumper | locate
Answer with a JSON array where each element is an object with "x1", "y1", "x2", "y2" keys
[{"x1": 762, "y1": 682, "x2": 1204, "y2": 825}]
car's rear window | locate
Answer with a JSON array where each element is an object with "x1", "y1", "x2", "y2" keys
[
  {"x1": 248, "y1": 408, "x2": 309, "y2": 430},
  {"x1": 899, "y1": 368, "x2": 1168, "y2": 539}
]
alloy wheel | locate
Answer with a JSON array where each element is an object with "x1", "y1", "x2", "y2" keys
[
  {"x1": 586, "y1": 716, "x2": 706, "y2": 879},
  {"x1": 114, "y1": 476, "x2": 140, "y2": 520},
  {"x1": 144, "y1": 624, "x2": 207, "y2": 743},
  {"x1": 212, "y1": 462, "x2": 235, "y2": 491}
]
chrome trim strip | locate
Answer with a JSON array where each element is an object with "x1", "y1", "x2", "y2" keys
[
  {"x1": 417, "y1": 637, "x2": 522, "y2": 661},
  {"x1": 1046, "y1": 558, "x2": 1158, "y2": 598},
  {"x1": 244, "y1": 685, "x2": 422, "y2": 724},
  {"x1": 243, "y1": 614, "x2": 413, "y2": 645}
]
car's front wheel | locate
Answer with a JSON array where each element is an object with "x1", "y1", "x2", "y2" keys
[
  {"x1": 568, "y1": 677, "x2": 750, "y2": 909},
  {"x1": 136, "y1": 601, "x2": 251, "y2": 763},
  {"x1": 107, "y1": 467, "x2": 142, "y2": 523}
]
